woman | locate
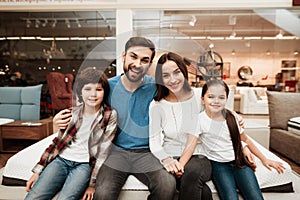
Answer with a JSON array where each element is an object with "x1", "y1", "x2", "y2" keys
[
  {"x1": 25, "y1": 67, "x2": 117, "y2": 200},
  {"x1": 149, "y1": 52, "x2": 212, "y2": 200}
]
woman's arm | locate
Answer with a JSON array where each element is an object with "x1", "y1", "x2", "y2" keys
[
  {"x1": 149, "y1": 102, "x2": 170, "y2": 162},
  {"x1": 241, "y1": 133, "x2": 285, "y2": 174},
  {"x1": 179, "y1": 134, "x2": 198, "y2": 167},
  {"x1": 176, "y1": 134, "x2": 198, "y2": 176},
  {"x1": 149, "y1": 101, "x2": 183, "y2": 174}
]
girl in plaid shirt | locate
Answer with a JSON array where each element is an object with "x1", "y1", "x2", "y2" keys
[{"x1": 25, "y1": 67, "x2": 117, "y2": 200}]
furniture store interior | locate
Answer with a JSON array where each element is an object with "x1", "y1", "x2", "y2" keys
[{"x1": 0, "y1": 0, "x2": 300, "y2": 199}]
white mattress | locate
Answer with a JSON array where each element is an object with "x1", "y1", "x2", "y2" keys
[
  {"x1": 3, "y1": 134, "x2": 293, "y2": 192},
  {"x1": 288, "y1": 117, "x2": 300, "y2": 136}
]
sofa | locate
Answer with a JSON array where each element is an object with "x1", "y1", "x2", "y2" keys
[
  {"x1": 235, "y1": 86, "x2": 269, "y2": 115},
  {"x1": 0, "y1": 85, "x2": 42, "y2": 120},
  {"x1": 267, "y1": 91, "x2": 300, "y2": 165}
]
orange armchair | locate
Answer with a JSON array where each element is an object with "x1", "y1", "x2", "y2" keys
[{"x1": 46, "y1": 72, "x2": 74, "y2": 114}]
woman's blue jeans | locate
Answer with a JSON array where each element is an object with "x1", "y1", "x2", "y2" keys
[
  {"x1": 211, "y1": 160, "x2": 264, "y2": 200},
  {"x1": 25, "y1": 156, "x2": 91, "y2": 200}
]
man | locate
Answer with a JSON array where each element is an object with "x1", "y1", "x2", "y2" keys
[{"x1": 54, "y1": 37, "x2": 176, "y2": 200}]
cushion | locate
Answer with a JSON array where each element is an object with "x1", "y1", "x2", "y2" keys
[
  {"x1": 0, "y1": 87, "x2": 21, "y2": 104},
  {"x1": 267, "y1": 91, "x2": 300, "y2": 130},
  {"x1": 288, "y1": 117, "x2": 300, "y2": 135},
  {"x1": 0, "y1": 85, "x2": 42, "y2": 120},
  {"x1": 21, "y1": 85, "x2": 42, "y2": 105},
  {"x1": 248, "y1": 89, "x2": 258, "y2": 102},
  {"x1": 254, "y1": 87, "x2": 267, "y2": 100}
]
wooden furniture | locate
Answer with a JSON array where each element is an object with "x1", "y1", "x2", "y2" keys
[{"x1": 0, "y1": 118, "x2": 53, "y2": 153}]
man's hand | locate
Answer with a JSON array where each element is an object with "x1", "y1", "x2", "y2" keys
[{"x1": 53, "y1": 108, "x2": 72, "y2": 132}]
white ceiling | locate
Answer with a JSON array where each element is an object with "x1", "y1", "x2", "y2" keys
[{"x1": 0, "y1": 8, "x2": 299, "y2": 59}]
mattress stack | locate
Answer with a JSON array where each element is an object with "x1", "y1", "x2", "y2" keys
[{"x1": 288, "y1": 117, "x2": 300, "y2": 136}]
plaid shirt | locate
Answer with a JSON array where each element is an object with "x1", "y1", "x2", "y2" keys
[{"x1": 32, "y1": 104, "x2": 117, "y2": 187}]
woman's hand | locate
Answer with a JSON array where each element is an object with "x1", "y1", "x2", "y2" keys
[
  {"x1": 26, "y1": 173, "x2": 39, "y2": 192},
  {"x1": 262, "y1": 159, "x2": 285, "y2": 174},
  {"x1": 53, "y1": 108, "x2": 72, "y2": 132},
  {"x1": 82, "y1": 186, "x2": 95, "y2": 200},
  {"x1": 162, "y1": 157, "x2": 184, "y2": 176}
]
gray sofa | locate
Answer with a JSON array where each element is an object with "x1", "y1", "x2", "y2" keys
[
  {"x1": 0, "y1": 85, "x2": 42, "y2": 120},
  {"x1": 267, "y1": 91, "x2": 300, "y2": 165}
]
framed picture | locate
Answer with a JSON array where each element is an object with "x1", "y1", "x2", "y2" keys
[
  {"x1": 223, "y1": 62, "x2": 231, "y2": 78},
  {"x1": 281, "y1": 60, "x2": 296, "y2": 68}
]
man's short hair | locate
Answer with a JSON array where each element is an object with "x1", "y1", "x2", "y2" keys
[{"x1": 125, "y1": 37, "x2": 156, "y2": 62}]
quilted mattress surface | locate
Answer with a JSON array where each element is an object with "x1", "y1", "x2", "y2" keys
[{"x1": 2, "y1": 133, "x2": 294, "y2": 192}]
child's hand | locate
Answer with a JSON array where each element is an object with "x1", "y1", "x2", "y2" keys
[
  {"x1": 82, "y1": 186, "x2": 95, "y2": 200},
  {"x1": 53, "y1": 108, "x2": 72, "y2": 131},
  {"x1": 262, "y1": 159, "x2": 285, "y2": 174},
  {"x1": 243, "y1": 146, "x2": 257, "y2": 171},
  {"x1": 26, "y1": 173, "x2": 40, "y2": 192}
]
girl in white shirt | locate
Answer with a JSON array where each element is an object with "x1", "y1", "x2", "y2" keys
[{"x1": 198, "y1": 79, "x2": 285, "y2": 200}]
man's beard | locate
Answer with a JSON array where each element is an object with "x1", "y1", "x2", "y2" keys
[{"x1": 123, "y1": 64, "x2": 146, "y2": 83}]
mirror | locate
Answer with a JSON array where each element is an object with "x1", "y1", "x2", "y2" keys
[{"x1": 238, "y1": 66, "x2": 253, "y2": 80}]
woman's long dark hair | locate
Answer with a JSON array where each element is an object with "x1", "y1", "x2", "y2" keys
[
  {"x1": 154, "y1": 52, "x2": 191, "y2": 101},
  {"x1": 202, "y1": 79, "x2": 250, "y2": 168}
]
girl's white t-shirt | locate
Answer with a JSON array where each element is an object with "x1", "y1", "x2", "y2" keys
[{"x1": 197, "y1": 111, "x2": 244, "y2": 162}]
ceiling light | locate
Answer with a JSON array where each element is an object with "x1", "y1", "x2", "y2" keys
[
  {"x1": 35, "y1": 19, "x2": 40, "y2": 28},
  {"x1": 42, "y1": 19, "x2": 48, "y2": 27},
  {"x1": 26, "y1": 19, "x2": 31, "y2": 28},
  {"x1": 245, "y1": 41, "x2": 251, "y2": 47},
  {"x1": 189, "y1": 15, "x2": 196, "y2": 27},
  {"x1": 52, "y1": 19, "x2": 57, "y2": 28},
  {"x1": 276, "y1": 30, "x2": 284, "y2": 39},
  {"x1": 76, "y1": 19, "x2": 81, "y2": 28},
  {"x1": 229, "y1": 30, "x2": 236, "y2": 38},
  {"x1": 65, "y1": 19, "x2": 71, "y2": 28},
  {"x1": 231, "y1": 49, "x2": 236, "y2": 55},
  {"x1": 229, "y1": 15, "x2": 236, "y2": 25},
  {"x1": 266, "y1": 50, "x2": 271, "y2": 55},
  {"x1": 294, "y1": 51, "x2": 299, "y2": 55}
]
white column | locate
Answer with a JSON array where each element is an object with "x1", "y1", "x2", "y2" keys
[{"x1": 116, "y1": 9, "x2": 133, "y2": 75}]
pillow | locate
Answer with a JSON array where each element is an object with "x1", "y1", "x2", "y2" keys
[
  {"x1": 255, "y1": 87, "x2": 267, "y2": 96},
  {"x1": 21, "y1": 84, "x2": 42, "y2": 105},
  {"x1": 0, "y1": 87, "x2": 21, "y2": 104},
  {"x1": 288, "y1": 117, "x2": 300, "y2": 135},
  {"x1": 248, "y1": 89, "x2": 258, "y2": 102},
  {"x1": 267, "y1": 91, "x2": 300, "y2": 130}
]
